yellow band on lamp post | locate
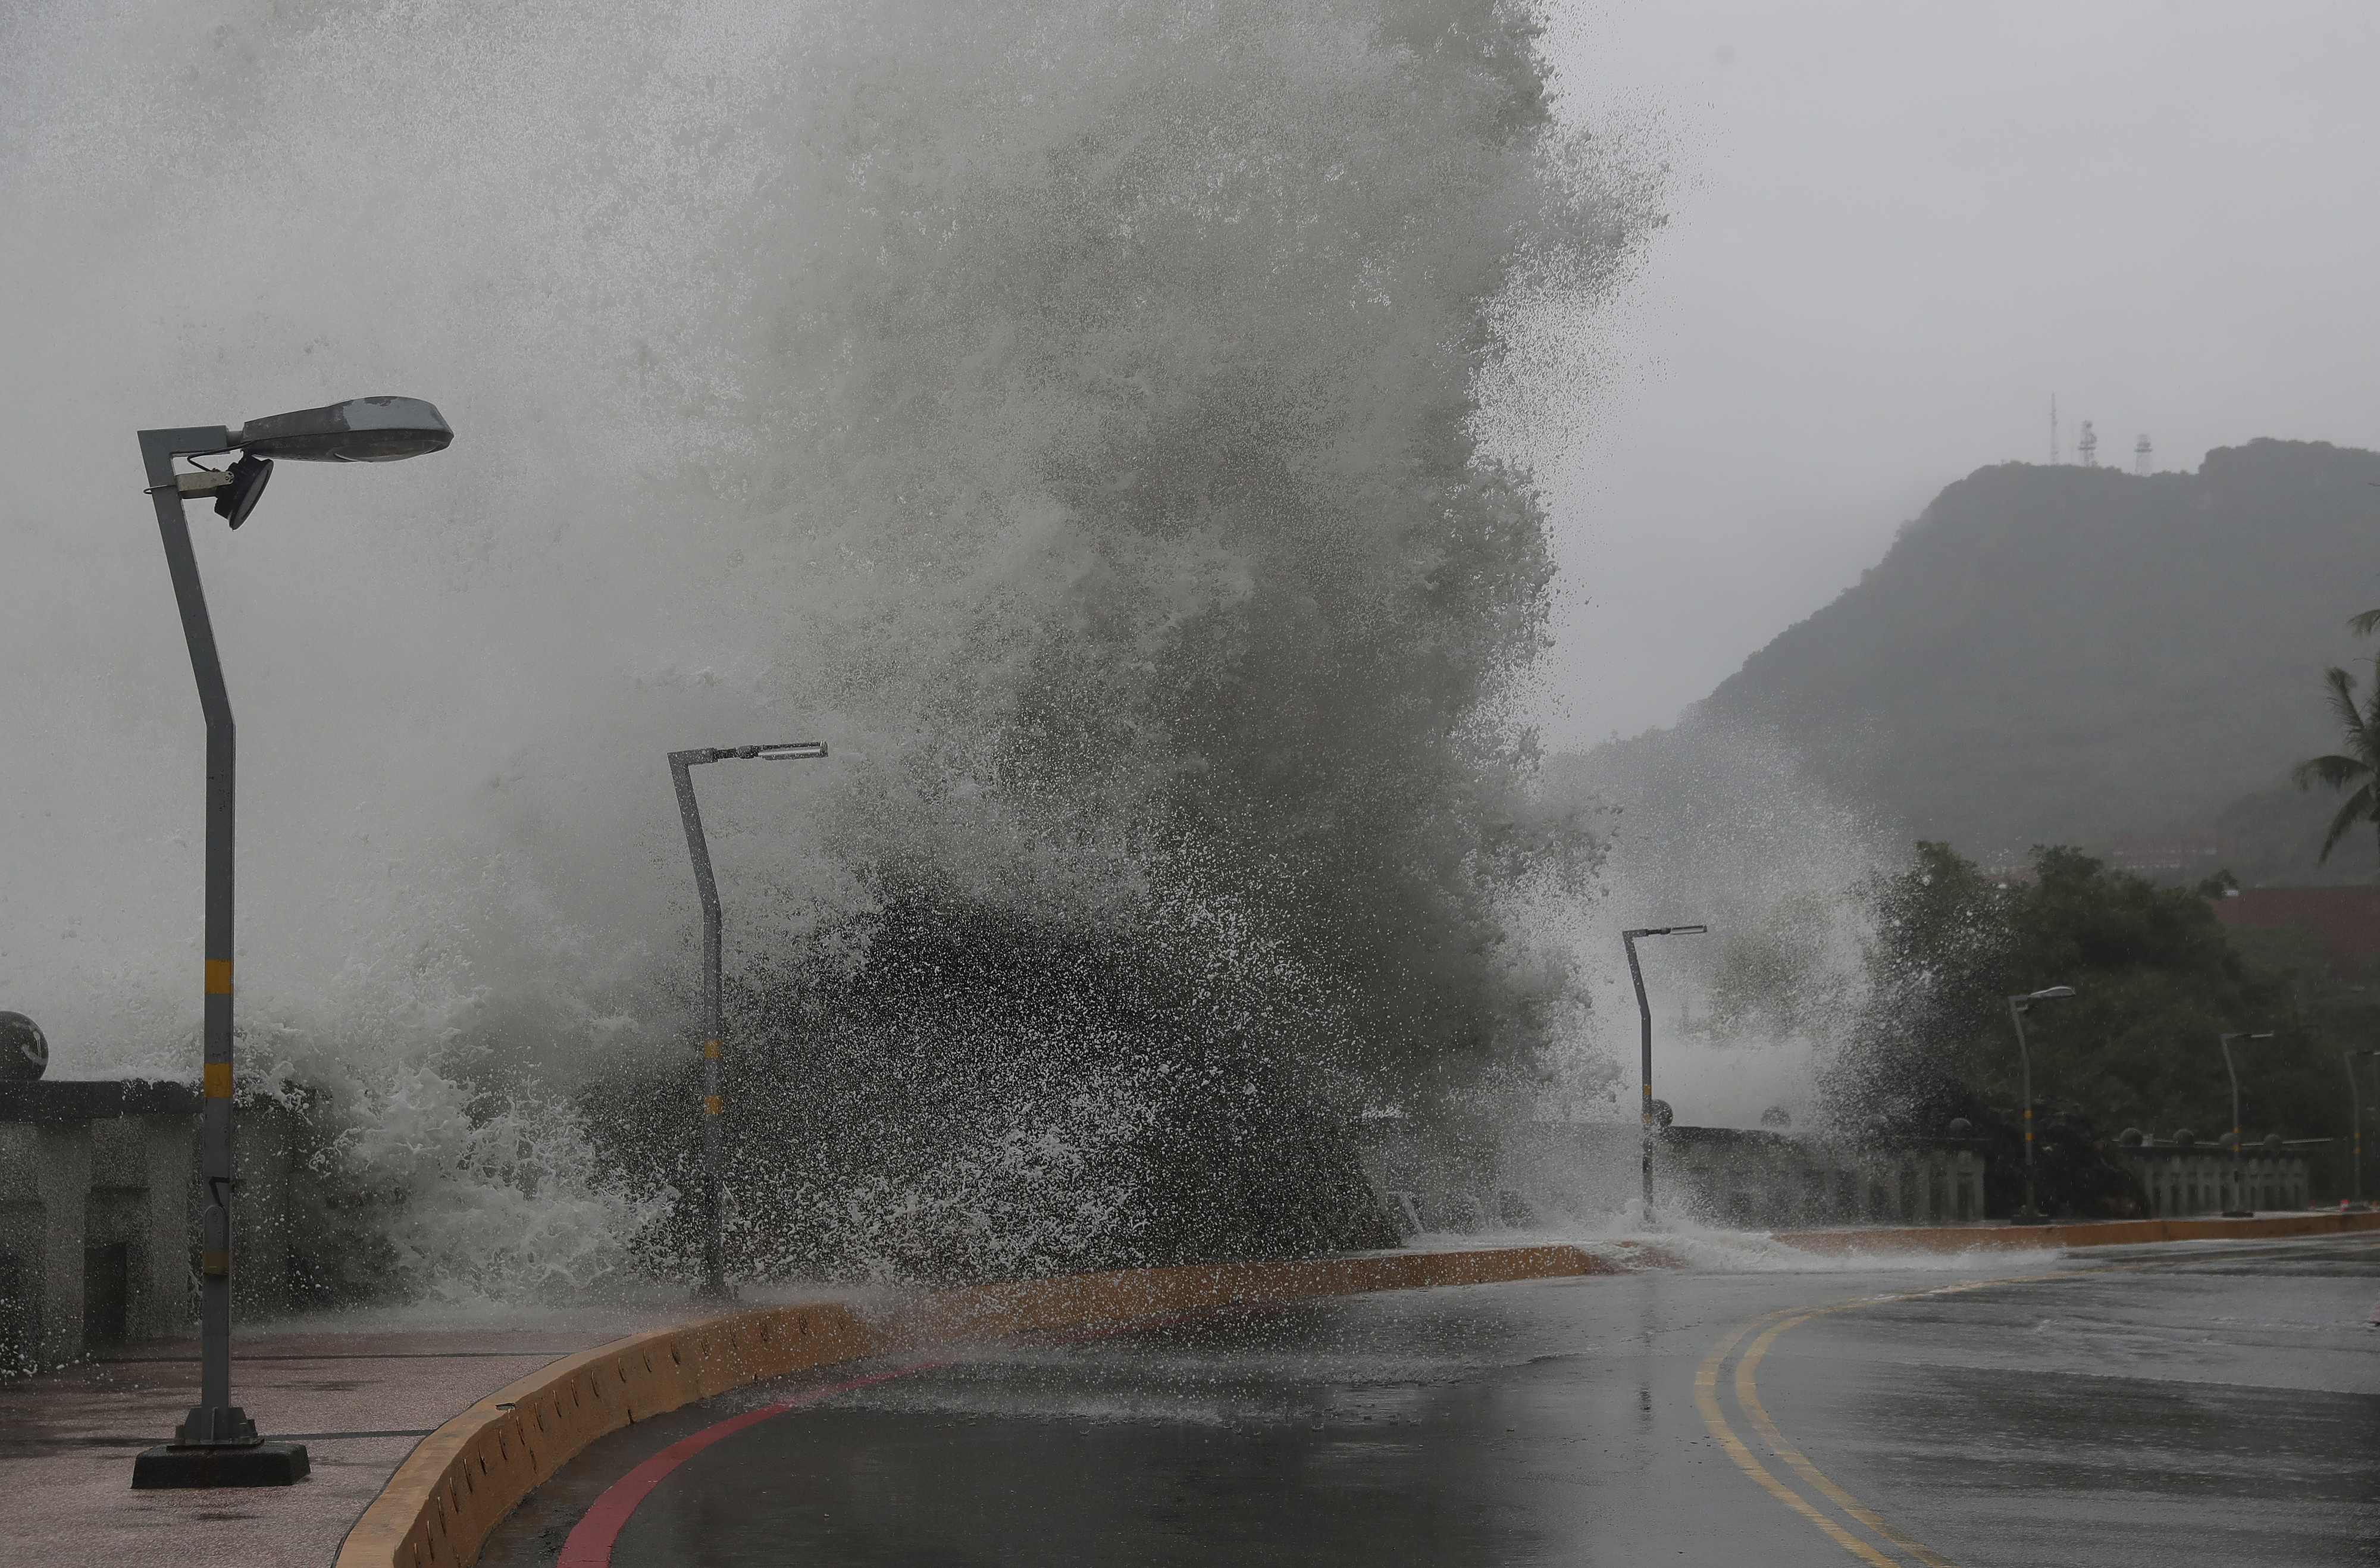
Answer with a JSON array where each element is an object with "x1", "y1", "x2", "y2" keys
[
  {"x1": 203, "y1": 1062, "x2": 233, "y2": 1098},
  {"x1": 703, "y1": 1040, "x2": 722, "y2": 1059},
  {"x1": 204, "y1": 959, "x2": 232, "y2": 995},
  {"x1": 704, "y1": 1095, "x2": 723, "y2": 1115}
]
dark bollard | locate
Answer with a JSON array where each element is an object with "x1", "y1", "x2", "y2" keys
[{"x1": 0, "y1": 1013, "x2": 46, "y2": 1082}]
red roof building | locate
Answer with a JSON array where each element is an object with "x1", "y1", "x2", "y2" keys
[{"x1": 2209, "y1": 885, "x2": 2380, "y2": 978}]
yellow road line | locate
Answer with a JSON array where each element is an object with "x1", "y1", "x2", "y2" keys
[
  {"x1": 1736, "y1": 1306, "x2": 1966, "y2": 1568},
  {"x1": 1697, "y1": 1257, "x2": 2198, "y2": 1567},
  {"x1": 1692, "y1": 1309, "x2": 1905, "y2": 1568}
]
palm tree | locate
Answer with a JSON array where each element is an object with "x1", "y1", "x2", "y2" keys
[{"x1": 2294, "y1": 645, "x2": 2380, "y2": 862}]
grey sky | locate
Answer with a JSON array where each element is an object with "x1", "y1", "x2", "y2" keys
[{"x1": 1532, "y1": 0, "x2": 2380, "y2": 750}]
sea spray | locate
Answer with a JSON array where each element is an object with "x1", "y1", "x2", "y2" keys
[
  {"x1": 311, "y1": 1062, "x2": 668, "y2": 1303},
  {"x1": 1, "y1": 0, "x2": 1662, "y2": 1294},
  {"x1": 1542, "y1": 713, "x2": 1891, "y2": 1142}
]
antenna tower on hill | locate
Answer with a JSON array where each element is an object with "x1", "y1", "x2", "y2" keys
[
  {"x1": 2049, "y1": 396, "x2": 2060, "y2": 464},
  {"x1": 2078, "y1": 420, "x2": 2098, "y2": 468},
  {"x1": 2134, "y1": 434, "x2": 2152, "y2": 474}
]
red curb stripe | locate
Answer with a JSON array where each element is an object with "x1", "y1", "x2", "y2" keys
[
  {"x1": 553, "y1": 1304, "x2": 1274, "y2": 1567},
  {"x1": 555, "y1": 1357, "x2": 951, "y2": 1568}
]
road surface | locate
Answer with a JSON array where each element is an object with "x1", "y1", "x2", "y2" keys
[{"x1": 482, "y1": 1235, "x2": 2378, "y2": 1567}]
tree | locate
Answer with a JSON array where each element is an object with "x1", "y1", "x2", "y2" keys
[
  {"x1": 2296, "y1": 630, "x2": 2380, "y2": 862},
  {"x1": 1841, "y1": 844, "x2": 2343, "y2": 1213},
  {"x1": 1836, "y1": 841, "x2": 2012, "y2": 1113}
]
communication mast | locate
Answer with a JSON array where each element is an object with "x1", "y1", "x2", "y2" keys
[
  {"x1": 2049, "y1": 396, "x2": 2060, "y2": 464},
  {"x1": 2078, "y1": 420, "x2": 2098, "y2": 468},
  {"x1": 2134, "y1": 434, "x2": 2152, "y2": 474}
]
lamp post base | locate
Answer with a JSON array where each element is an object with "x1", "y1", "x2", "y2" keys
[
  {"x1": 131, "y1": 1405, "x2": 309, "y2": 1488},
  {"x1": 131, "y1": 1441, "x2": 309, "y2": 1489},
  {"x1": 2007, "y1": 1209, "x2": 2053, "y2": 1226}
]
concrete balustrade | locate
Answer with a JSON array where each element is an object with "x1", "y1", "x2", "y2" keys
[
  {"x1": 1361, "y1": 1119, "x2": 1989, "y2": 1232},
  {"x1": 2121, "y1": 1143, "x2": 2311, "y2": 1216}
]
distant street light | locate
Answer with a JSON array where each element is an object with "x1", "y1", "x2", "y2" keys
[
  {"x1": 669, "y1": 742, "x2": 829, "y2": 1298},
  {"x1": 1622, "y1": 924, "x2": 1708, "y2": 1227},
  {"x1": 2347, "y1": 1050, "x2": 2380, "y2": 1207},
  {"x1": 2215, "y1": 1031, "x2": 2277, "y2": 1217},
  {"x1": 2006, "y1": 986, "x2": 2076, "y2": 1225},
  {"x1": 130, "y1": 398, "x2": 452, "y2": 1491}
]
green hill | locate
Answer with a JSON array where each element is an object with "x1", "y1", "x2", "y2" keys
[{"x1": 1576, "y1": 440, "x2": 2380, "y2": 882}]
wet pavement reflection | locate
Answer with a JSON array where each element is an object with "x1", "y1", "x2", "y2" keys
[{"x1": 483, "y1": 1237, "x2": 2378, "y2": 1567}]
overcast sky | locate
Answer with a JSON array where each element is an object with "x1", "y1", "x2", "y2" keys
[{"x1": 1529, "y1": 0, "x2": 2380, "y2": 750}]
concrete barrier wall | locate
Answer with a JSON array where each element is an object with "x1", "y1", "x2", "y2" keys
[
  {"x1": 331, "y1": 1243, "x2": 1645, "y2": 1568},
  {"x1": 0, "y1": 1087, "x2": 318, "y2": 1368},
  {"x1": 0, "y1": 1090, "x2": 198, "y2": 1366}
]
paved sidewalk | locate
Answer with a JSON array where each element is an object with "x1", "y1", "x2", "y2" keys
[{"x1": 0, "y1": 1319, "x2": 677, "y2": 1568}]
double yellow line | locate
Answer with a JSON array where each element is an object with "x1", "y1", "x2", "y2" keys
[
  {"x1": 1693, "y1": 1265, "x2": 2160, "y2": 1567},
  {"x1": 1695, "y1": 1285, "x2": 2009, "y2": 1568},
  {"x1": 1691, "y1": 1241, "x2": 2377, "y2": 1565}
]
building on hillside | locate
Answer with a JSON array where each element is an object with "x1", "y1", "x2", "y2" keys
[
  {"x1": 2105, "y1": 829, "x2": 2231, "y2": 877},
  {"x1": 2207, "y1": 884, "x2": 2380, "y2": 979}
]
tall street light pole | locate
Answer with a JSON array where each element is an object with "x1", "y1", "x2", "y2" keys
[
  {"x1": 2006, "y1": 985, "x2": 2076, "y2": 1225},
  {"x1": 669, "y1": 742, "x2": 828, "y2": 1299},
  {"x1": 1621, "y1": 924, "x2": 1706, "y2": 1228},
  {"x1": 2347, "y1": 1050, "x2": 2380, "y2": 1207},
  {"x1": 2216, "y1": 1030, "x2": 2275, "y2": 1217},
  {"x1": 130, "y1": 398, "x2": 453, "y2": 1490}
]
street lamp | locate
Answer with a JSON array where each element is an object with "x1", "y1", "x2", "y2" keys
[
  {"x1": 1621, "y1": 924, "x2": 1707, "y2": 1227},
  {"x1": 669, "y1": 742, "x2": 829, "y2": 1298},
  {"x1": 2216, "y1": 1031, "x2": 2276, "y2": 1218},
  {"x1": 2006, "y1": 985, "x2": 2076, "y2": 1225},
  {"x1": 130, "y1": 398, "x2": 452, "y2": 1491},
  {"x1": 2346, "y1": 1050, "x2": 2380, "y2": 1208}
]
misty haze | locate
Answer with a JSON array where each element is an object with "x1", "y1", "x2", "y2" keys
[{"x1": 0, "y1": 2, "x2": 2372, "y2": 1564}]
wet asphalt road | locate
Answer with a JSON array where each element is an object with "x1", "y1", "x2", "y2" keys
[{"x1": 483, "y1": 1236, "x2": 2379, "y2": 1568}]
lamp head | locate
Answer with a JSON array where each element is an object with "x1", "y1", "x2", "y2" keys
[
  {"x1": 675, "y1": 742, "x2": 831, "y2": 766},
  {"x1": 215, "y1": 453, "x2": 273, "y2": 528},
  {"x1": 236, "y1": 396, "x2": 452, "y2": 463}
]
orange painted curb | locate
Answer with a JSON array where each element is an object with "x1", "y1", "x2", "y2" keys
[
  {"x1": 331, "y1": 1242, "x2": 1661, "y2": 1568},
  {"x1": 1776, "y1": 1207, "x2": 2380, "y2": 1254}
]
